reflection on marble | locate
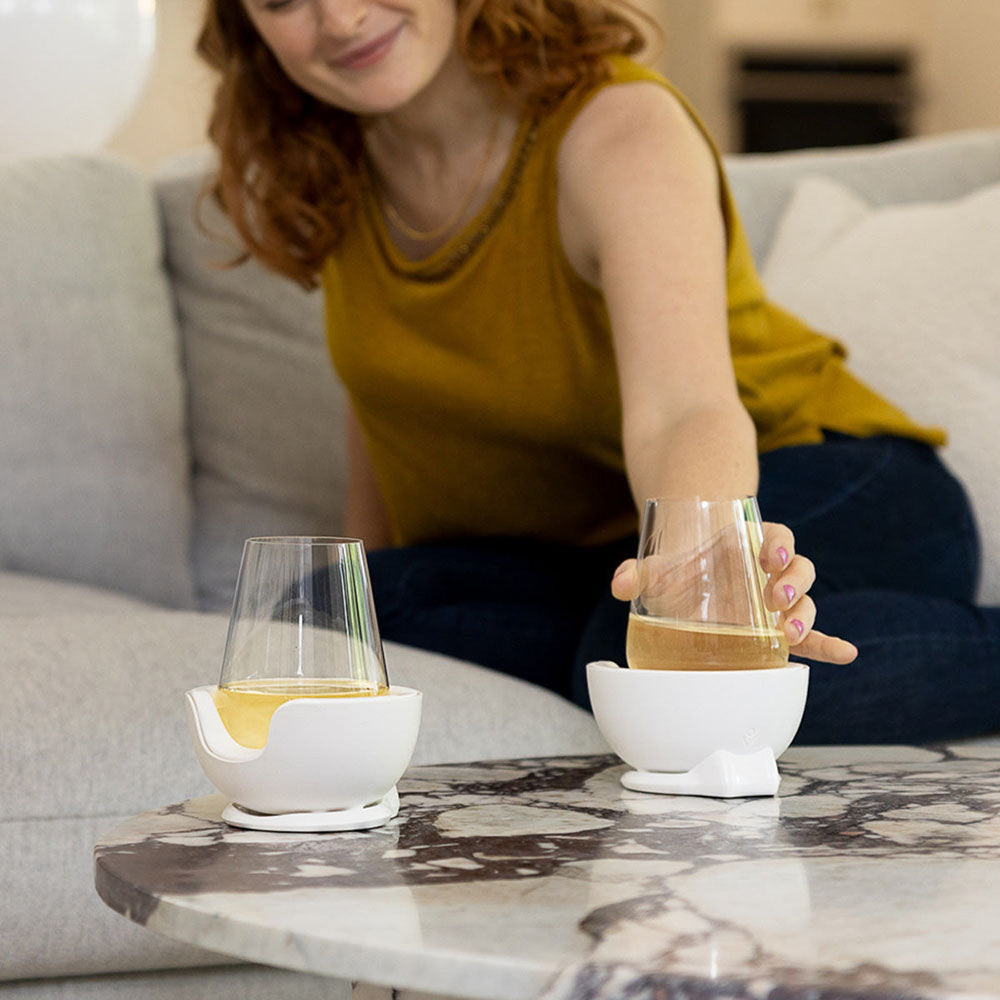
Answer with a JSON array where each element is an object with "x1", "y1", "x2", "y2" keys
[{"x1": 94, "y1": 742, "x2": 1000, "y2": 1000}]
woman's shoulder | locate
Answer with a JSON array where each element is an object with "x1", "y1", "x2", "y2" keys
[
  {"x1": 550, "y1": 57, "x2": 723, "y2": 287},
  {"x1": 550, "y1": 56, "x2": 715, "y2": 168},
  {"x1": 555, "y1": 59, "x2": 717, "y2": 198}
]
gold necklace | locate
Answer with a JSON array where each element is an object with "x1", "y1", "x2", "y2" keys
[{"x1": 378, "y1": 113, "x2": 503, "y2": 243}]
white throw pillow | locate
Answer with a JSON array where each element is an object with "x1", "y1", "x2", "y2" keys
[
  {"x1": 762, "y1": 175, "x2": 1000, "y2": 604},
  {"x1": 0, "y1": 156, "x2": 195, "y2": 608}
]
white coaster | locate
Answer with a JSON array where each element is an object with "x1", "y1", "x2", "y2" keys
[
  {"x1": 621, "y1": 748, "x2": 780, "y2": 798},
  {"x1": 221, "y1": 787, "x2": 400, "y2": 832}
]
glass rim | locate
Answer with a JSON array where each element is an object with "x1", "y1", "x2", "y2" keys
[
  {"x1": 642, "y1": 495, "x2": 756, "y2": 505},
  {"x1": 242, "y1": 535, "x2": 365, "y2": 546}
]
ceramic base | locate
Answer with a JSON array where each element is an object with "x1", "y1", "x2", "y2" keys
[
  {"x1": 621, "y1": 748, "x2": 780, "y2": 798},
  {"x1": 221, "y1": 787, "x2": 400, "y2": 832}
]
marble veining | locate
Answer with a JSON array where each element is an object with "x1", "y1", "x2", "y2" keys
[{"x1": 94, "y1": 742, "x2": 1000, "y2": 1000}]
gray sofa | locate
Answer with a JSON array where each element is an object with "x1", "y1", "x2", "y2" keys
[{"x1": 2, "y1": 127, "x2": 999, "y2": 998}]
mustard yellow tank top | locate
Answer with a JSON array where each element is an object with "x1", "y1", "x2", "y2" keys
[{"x1": 323, "y1": 57, "x2": 942, "y2": 548}]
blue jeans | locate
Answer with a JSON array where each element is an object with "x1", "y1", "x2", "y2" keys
[{"x1": 366, "y1": 435, "x2": 999, "y2": 744}]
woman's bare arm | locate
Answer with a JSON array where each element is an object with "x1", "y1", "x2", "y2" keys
[
  {"x1": 558, "y1": 81, "x2": 757, "y2": 508},
  {"x1": 558, "y1": 82, "x2": 855, "y2": 664}
]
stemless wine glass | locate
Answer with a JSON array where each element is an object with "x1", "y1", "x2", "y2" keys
[
  {"x1": 626, "y1": 496, "x2": 788, "y2": 671},
  {"x1": 214, "y1": 536, "x2": 389, "y2": 749}
]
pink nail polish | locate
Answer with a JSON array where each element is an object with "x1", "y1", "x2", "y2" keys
[
  {"x1": 783, "y1": 584, "x2": 796, "y2": 606},
  {"x1": 790, "y1": 619, "x2": 805, "y2": 637},
  {"x1": 777, "y1": 546, "x2": 790, "y2": 567}
]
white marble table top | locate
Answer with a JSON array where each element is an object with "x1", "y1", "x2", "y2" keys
[{"x1": 94, "y1": 743, "x2": 1000, "y2": 1000}]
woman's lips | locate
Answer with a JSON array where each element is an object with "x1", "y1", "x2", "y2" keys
[{"x1": 333, "y1": 25, "x2": 403, "y2": 70}]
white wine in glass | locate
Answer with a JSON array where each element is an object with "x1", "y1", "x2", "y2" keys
[
  {"x1": 626, "y1": 497, "x2": 788, "y2": 671},
  {"x1": 215, "y1": 536, "x2": 389, "y2": 748}
]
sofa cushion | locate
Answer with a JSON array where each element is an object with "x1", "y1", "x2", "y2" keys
[
  {"x1": 155, "y1": 151, "x2": 348, "y2": 612},
  {"x1": 726, "y1": 128, "x2": 1000, "y2": 266},
  {"x1": 2, "y1": 813, "x2": 234, "y2": 981},
  {"x1": 0, "y1": 570, "x2": 160, "y2": 617},
  {"x1": 0, "y1": 156, "x2": 195, "y2": 608},
  {"x1": 1, "y1": 610, "x2": 606, "y2": 825},
  {"x1": 0, "y1": 968, "x2": 347, "y2": 999},
  {"x1": 762, "y1": 175, "x2": 1000, "y2": 603},
  {"x1": 0, "y1": 578, "x2": 606, "y2": 979}
]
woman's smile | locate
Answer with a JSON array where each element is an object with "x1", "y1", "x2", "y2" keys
[
  {"x1": 330, "y1": 24, "x2": 404, "y2": 71},
  {"x1": 240, "y1": 0, "x2": 459, "y2": 115}
]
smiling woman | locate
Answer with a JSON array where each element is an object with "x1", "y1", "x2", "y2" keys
[{"x1": 193, "y1": 0, "x2": 1000, "y2": 744}]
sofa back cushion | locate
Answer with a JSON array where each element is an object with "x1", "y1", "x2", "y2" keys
[
  {"x1": 725, "y1": 128, "x2": 1000, "y2": 266},
  {"x1": 0, "y1": 156, "x2": 195, "y2": 607},
  {"x1": 761, "y1": 175, "x2": 1000, "y2": 603},
  {"x1": 156, "y1": 151, "x2": 348, "y2": 612}
]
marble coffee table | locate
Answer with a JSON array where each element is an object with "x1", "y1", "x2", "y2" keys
[{"x1": 94, "y1": 744, "x2": 1000, "y2": 1000}]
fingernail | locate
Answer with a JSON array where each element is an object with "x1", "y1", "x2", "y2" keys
[
  {"x1": 613, "y1": 564, "x2": 628, "y2": 579},
  {"x1": 783, "y1": 584, "x2": 796, "y2": 606},
  {"x1": 790, "y1": 619, "x2": 805, "y2": 637},
  {"x1": 777, "y1": 546, "x2": 790, "y2": 567}
]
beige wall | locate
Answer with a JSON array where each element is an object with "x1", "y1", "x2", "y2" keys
[
  {"x1": 104, "y1": 0, "x2": 1000, "y2": 169},
  {"x1": 652, "y1": 0, "x2": 1000, "y2": 151},
  {"x1": 105, "y1": 0, "x2": 215, "y2": 169},
  {"x1": 920, "y1": 0, "x2": 1000, "y2": 135}
]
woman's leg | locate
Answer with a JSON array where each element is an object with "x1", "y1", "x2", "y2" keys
[
  {"x1": 757, "y1": 433, "x2": 980, "y2": 600},
  {"x1": 758, "y1": 434, "x2": 999, "y2": 743},
  {"x1": 366, "y1": 537, "x2": 627, "y2": 700},
  {"x1": 791, "y1": 590, "x2": 1000, "y2": 743}
]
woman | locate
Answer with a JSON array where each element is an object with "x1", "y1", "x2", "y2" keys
[{"x1": 197, "y1": 0, "x2": 996, "y2": 742}]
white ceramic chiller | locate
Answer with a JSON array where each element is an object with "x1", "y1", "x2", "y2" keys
[
  {"x1": 586, "y1": 661, "x2": 808, "y2": 797},
  {"x1": 588, "y1": 497, "x2": 809, "y2": 798},
  {"x1": 186, "y1": 537, "x2": 421, "y2": 832}
]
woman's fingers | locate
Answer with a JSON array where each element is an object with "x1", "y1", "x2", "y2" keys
[
  {"x1": 760, "y1": 522, "x2": 860, "y2": 664},
  {"x1": 611, "y1": 559, "x2": 638, "y2": 601},
  {"x1": 768, "y1": 554, "x2": 816, "y2": 613},
  {"x1": 761, "y1": 521, "x2": 812, "y2": 613},
  {"x1": 782, "y1": 590, "x2": 817, "y2": 644},
  {"x1": 782, "y1": 592, "x2": 859, "y2": 664},
  {"x1": 760, "y1": 521, "x2": 796, "y2": 575},
  {"x1": 760, "y1": 521, "x2": 857, "y2": 662},
  {"x1": 794, "y1": 628, "x2": 859, "y2": 664}
]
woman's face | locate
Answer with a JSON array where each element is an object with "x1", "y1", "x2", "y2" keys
[{"x1": 239, "y1": 0, "x2": 459, "y2": 115}]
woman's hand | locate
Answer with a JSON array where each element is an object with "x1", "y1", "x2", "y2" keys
[{"x1": 612, "y1": 521, "x2": 858, "y2": 665}]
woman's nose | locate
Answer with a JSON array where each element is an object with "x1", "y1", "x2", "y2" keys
[{"x1": 314, "y1": 0, "x2": 369, "y2": 38}]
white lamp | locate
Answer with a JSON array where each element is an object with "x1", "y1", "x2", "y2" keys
[{"x1": 0, "y1": 0, "x2": 156, "y2": 157}]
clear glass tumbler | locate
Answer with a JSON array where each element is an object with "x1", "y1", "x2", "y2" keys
[
  {"x1": 626, "y1": 497, "x2": 788, "y2": 671},
  {"x1": 215, "y1": 536, "x2": 388, "y2": 747}
]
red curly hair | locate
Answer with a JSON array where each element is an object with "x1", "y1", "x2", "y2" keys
[{"x1": 197, "y1": 0, "x2": 659, "y2": 288}]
